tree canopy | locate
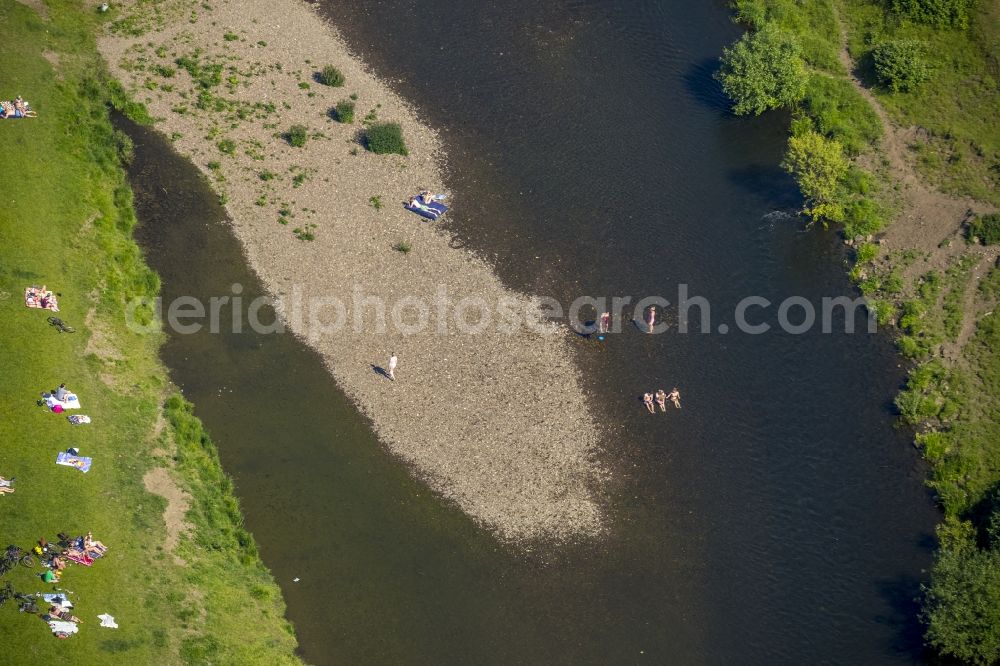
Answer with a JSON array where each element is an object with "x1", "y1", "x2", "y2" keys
[
  {"x1": 716, "y1": 22, "x2": 808, "y2": 116},
  {"x1": 923, "y1": 521, "x2": 1000, "y2": 665},
  {"x1": 781, "y1": 129, "x2": 849, "y2": 223}
]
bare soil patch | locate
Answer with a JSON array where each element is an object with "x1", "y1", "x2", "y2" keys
[{"x1": 143, "y1": 466, "x2": 192, "y2": 564}]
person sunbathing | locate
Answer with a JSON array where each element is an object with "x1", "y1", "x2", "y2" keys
[
  {"x1": 47, "y1": 605, "x2": 81, "y2": 623},
  {"x1": 643, "y1": 392, "x2": 655, "y2": 414},
  {"x1": 407, "y1": 196, "x2": 430, "y2": 210},
  {"x1": 0, "y1": 476, "x2": 14, "y2": 495},
  {"x1": 49, "y1": 554, "x2": 67, "y2": 571},
  {"x1": 655, "y1": 389, "x2": 667, "y2": 412},
  {"x1": 55, "y1": 383, "x2": 69, "y2": 401},
  {"x1": 63, "y1": 545, "x2": 93, "y2": 565},
  {"x1": 84, "y1": 532, "x2": 107, "y2": 556}
]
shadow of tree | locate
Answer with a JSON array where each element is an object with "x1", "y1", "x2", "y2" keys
[{"x1": 682, "y1": 57, "x2": 731, "y2": 114}]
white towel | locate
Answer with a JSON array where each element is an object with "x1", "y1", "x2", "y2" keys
[
  {"x1": 48, "y1": 619, "x2": 78, "y2": 635},
  {"x1": 45, "y1": 394, "x2": 81, "y2": 411}
]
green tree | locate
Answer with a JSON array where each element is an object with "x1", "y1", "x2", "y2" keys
[
  {"x1": 781, "y1": 130, "x2": 849, "y2": 222},
  {"x1": 872, "y1": 40, "x2": 932, "y2": 92},
  {"x1": 923, "y1": 537, "x2": 1000, "y2": 665},
  {"x1": 716, "y1": 22, "x2": 808, "y2": 116}
]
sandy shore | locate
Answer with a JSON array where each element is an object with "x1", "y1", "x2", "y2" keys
[{"x1": 99, "y1": 0, "x2": 605, "y2": 540}]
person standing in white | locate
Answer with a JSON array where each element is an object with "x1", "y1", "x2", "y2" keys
[{"x1": 388, "y1": 352, "x2": 398, "y2": 381}]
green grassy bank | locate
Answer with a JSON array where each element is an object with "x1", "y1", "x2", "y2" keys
[
  {"x1": 718, "y1": 0, "x2": 1000, "y2": 662},
  {"x1": 0, "y1": 0, "x2": 298, "y2": 662}
]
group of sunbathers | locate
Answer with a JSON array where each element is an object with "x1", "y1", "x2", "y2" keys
[
  {"x1": 19, "y1": 533, "x2": 109, "y2": 636},
  {"x1": 25, "y1": 285, "x2": 58, "y2": 311},
  {"x1": 1, "y1": 96, "x2": 36, "y2": 118},
  {"x1": 35, "y1": 532, "x2": 108, "y2": 584},
  {"x1": 643, "y1": 388, "x2": 681, "y2": 414}
]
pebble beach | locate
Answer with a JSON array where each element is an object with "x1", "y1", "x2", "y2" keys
[{"x1": 99, "y1": 0, "x2": 606, "y2": 541}]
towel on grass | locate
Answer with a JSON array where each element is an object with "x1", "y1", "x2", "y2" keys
[
  {"x1": 24, "y1": 287, "x2": 59, "y2": 311},
  {"x1": 98, "y1": 613, "x2": 118, "y2": 628},
  {"x1": 55, "y1": 452, "x2": 92, "y2": 473},
  {"x1": 67, "y1": 415, "x2": 91, "y2": 425},
  {"x1": 47, "y1": 619, "x2": 78, "y2": 636},
  {"x1": 43, "y1": 594, "x2": 73, "y2": 609},
  {"x1": 45, "y1": 394, "x2": 80, "y2": 411},
  {"x1": 64, "y1": 552, "x2": 93, "y2": 566}
]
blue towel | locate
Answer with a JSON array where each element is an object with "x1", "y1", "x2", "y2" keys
[
  {"x1": 405, "y1": 199, "x2": 448, "y2": 221},
  {"x1": 55, "y1": 452, "x2": 92, "y2": 473}
]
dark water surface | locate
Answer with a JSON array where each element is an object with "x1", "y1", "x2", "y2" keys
[{"x1": 125, "y1": 0, "x2": 940, "y2": 662}]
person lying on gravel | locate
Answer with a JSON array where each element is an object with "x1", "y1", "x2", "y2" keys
[{"x1": 407, "y1": 195, "x2": 431, "y2": 211}]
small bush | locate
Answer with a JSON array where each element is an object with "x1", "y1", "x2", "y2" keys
[
  {"x1": 217, "y1": 139, "x2": 236, "y2": 155},
  {"x1": 317, "y1": 65, "x2": 345, "y2": 87},
  {"x1": 258, "y1": 170, "x2": 275, "y2": 181},
  {"x1": 369, "y1": 195, "x2": 382, "y2": 210},
  {"x1": 855, "y1": 242, "x2": 879, "y2": 264},
  {"x1": 968, "y1": 213, "x2": 1000, "y2": 245},
  {"x1": 394, "y1": 240, "x2": 412, "y2": 254},
  {"x1": 332, "y1": 100, "x2": 355, "y2": 123},
  {"x1": 365, "y1": 122, "x2": 408, "y2": 156},
  {"x1": 843, "y1": 198, "x2": 886, "y2": 237},
  {"x1": 872, "y1": 40, "x2": 932, "y2": 93},
  {"x1": 889, "y1": 0, "x2": 974, "y2": 28},
  {"x1": 113, "y1": 129, "x2": 135, "y2": 165},
  {"x1": 872, "y1": 299, "x2": 897, "y2": 326},
  {"x1": 223, "y1": 31, "x2": 239, "y2": 41},
  {"x1": 286, "y1": 125, "x2": 307, "y2": 148}
]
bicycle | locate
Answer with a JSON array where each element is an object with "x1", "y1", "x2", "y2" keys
[
  {"x1": 1, "y1": 545, "x2": 35, "y2": 573},
  {"x1": 16, "y1": 592, "x2": 38, "y2": 614},
  {"x1": 46, "y1": 316, "x2": 76, "y2": 333}
]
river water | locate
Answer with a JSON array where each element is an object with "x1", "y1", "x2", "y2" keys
[{"x1": 124, "y1": 0, "x2": 941, "y2": 662}]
